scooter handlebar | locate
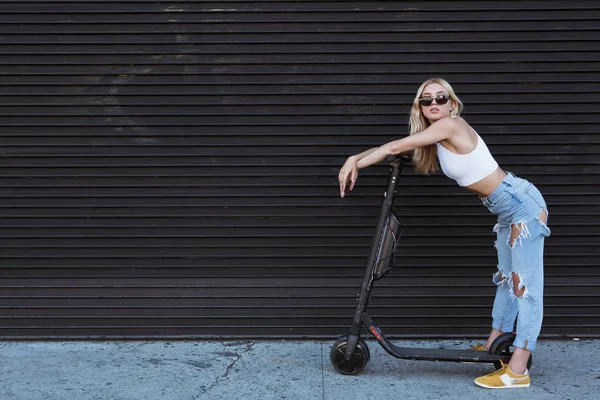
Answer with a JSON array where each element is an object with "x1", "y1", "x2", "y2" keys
[{"x1": 386, "y1": 153, "x2": 412, "y2": 164}]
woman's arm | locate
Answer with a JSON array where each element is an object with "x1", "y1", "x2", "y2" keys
[
  {"x1": 352, "y1": 146, "x2": 379, "y2": 162},
  {"x1": 339, "y1": 117, "x2": 458, "y2": 197},
  {"x1": 356, "y1": 117, "x2": 457, "y2": 170},
  {"x1": 337, "y1": 147, "x2": 381, "y2": 197}
]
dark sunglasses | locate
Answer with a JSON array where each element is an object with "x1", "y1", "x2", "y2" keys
[{"x1": 418, "y1": 94, "x2": 450, "y2": 106}]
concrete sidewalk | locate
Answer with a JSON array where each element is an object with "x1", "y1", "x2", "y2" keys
[{"x1": 0, "y1": 339, "x2": 597, "y2": 400}]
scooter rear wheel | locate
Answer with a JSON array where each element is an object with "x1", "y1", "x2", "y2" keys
[
  {"x1": 330, "y1": 336, "x2": 370, "y2": 375},
  {"x1": 490, "y1": 333, "x2": 533, "y2": 371}
]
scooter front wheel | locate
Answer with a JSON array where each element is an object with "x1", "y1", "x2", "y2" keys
[
  {"x1": 490, "y1": 332, "x2": 533, "y2": 371},
  {"x1": 330, "y1": 336, "x2": 370, "y2": 375}
]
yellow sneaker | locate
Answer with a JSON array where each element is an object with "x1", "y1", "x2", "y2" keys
[
  {"x1": 470, "y1": 343, "x2": 487, "y2": 351},
  {"x1": 474, "y1": 362, "x2": 531, "y2": 389},
  {"x1": 460, "y1": 343, "x2": 487, "y2": 364}
]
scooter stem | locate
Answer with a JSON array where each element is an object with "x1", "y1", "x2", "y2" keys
[{"x1": 345, "y1": 155, "x2": 407, "y2": 359}]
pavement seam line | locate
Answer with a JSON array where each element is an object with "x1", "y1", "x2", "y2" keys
[{"x1": 321, "y1": 342, "x2": 326, "y2": 400}]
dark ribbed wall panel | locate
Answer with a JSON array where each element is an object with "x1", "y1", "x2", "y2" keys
[{"x1": 0, "y1": 1, "x2": 598, "y2": 339}]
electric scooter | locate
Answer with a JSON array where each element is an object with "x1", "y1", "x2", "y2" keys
[{"x1": 330, "y1": 154, "x2": 532, "y2": 375}]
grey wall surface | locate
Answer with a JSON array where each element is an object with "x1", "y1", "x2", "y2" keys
[{"x1": 0, "y1": 1, "x2": 598, "y2": 339}]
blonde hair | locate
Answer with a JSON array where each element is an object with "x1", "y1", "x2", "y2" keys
[{"x1": 409, "y1": 78, "x2": 464, "y2": 174}]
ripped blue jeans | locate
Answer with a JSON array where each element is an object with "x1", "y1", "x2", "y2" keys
[{"x1": 480, "y1": 172, "x2": 550, "y2": 352}]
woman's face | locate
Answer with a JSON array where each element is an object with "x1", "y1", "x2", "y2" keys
[{"x1": 419, "y1": 82, "x2": 454, "y2": 122}]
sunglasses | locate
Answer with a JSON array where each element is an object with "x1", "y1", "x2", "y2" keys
[{"x1": 418, "y1": 94, "x2": 450, "y2": 106}]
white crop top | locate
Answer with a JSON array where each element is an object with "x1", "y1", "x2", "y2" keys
[{"x1": 435, "y1": 130, "x2": 499, "y2": 187}]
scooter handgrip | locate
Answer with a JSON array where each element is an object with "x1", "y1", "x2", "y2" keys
[{"x1": 387, "y1": 153, "x2": 412, "y2": 163}]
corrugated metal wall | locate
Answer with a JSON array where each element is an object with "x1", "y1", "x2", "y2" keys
[{"x1": 0, "y1": 1, "x2": 598, "y2": 339}]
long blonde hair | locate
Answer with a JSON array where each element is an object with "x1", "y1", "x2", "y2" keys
[{"x1": 409, "y1": 78, "x2": 464, "y2": 174}]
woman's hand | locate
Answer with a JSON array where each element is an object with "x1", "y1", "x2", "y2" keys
[{"x1": 338, "y1": 156, "x2": 358, "y2": 198}]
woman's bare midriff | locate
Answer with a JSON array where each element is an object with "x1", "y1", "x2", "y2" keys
[{"x1": 465, "y1": 167, "x2": 508, "y2": 198}]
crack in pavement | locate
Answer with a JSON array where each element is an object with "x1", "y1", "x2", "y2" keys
[{"x1": 193, "y1": 341, "x2": 255, "y2": 399}]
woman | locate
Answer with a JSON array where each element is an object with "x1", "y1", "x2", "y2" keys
[{"x1": 338, "y1": 78, "x2": 550, "y2": 389}]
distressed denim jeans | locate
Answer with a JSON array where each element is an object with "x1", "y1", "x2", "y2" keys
[{"x1": 480, "y1": 172, "x2": 551, "y2": 352}]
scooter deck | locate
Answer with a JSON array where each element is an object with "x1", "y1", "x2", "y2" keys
[{"x1": 386, "y1": 342, "x2": 506, "y2": 363}]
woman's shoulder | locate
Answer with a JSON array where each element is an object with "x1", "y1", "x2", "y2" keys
[
  {"x1": 431, "y1": 115, "x2": 462, "y2": 126},
  {"x1": 447, "y1": 116, "x2": 475, "y2": 134},
  {"x1": 449, "y1": 115, "x2": 469, "y2": 125},
  {"x1": 430, "y1": 115, "x2": 468, "y2": 134},
  {"x1": 435, "y1": 116, "x2": 476, "y2": 147}
]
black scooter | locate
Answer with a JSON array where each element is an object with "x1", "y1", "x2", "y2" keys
[{"x1": 330, "y1": 154, "x2": 531, "y2": 375}]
